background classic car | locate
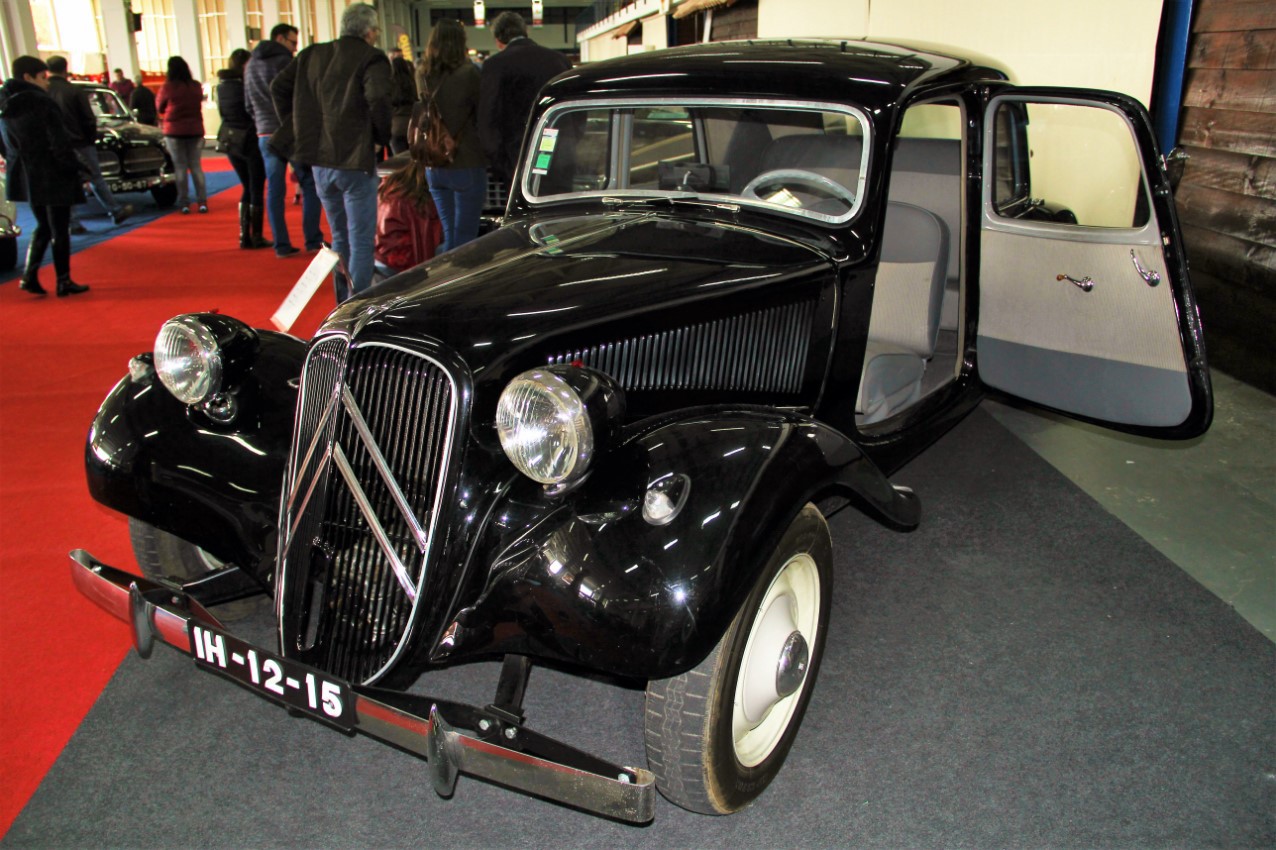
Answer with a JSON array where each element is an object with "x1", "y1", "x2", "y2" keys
[
  {"x1": 72, "y1": 40, "x2": 1210, "y2": 823},
  {"x1": 74, "y1": 81, "x2": 178, "y2": 209},
  {"x1": 0, "y1": 153, "x2": 18, "y2": 271}
]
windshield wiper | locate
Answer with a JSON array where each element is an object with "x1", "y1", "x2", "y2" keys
[{"x1": 601, "y1": 194, "x2": 740, "y2": 213}]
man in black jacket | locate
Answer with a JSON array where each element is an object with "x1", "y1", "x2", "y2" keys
[
  {"x1": 478, "y1": 11, "x2": 571, "y2": 187},
  {"x1": 45, "y1": 55, "x2": 132, "y2": 227},
  {"x1": 129, "y1": 77, "x2": 157, "y2": 126},
  {"x1": 272, "y1": 3, "x2": 391, "y2": 302},
  {"x1": 0, "y1": 56, "x2": 89, "y2": 296},
  {"x1": 246, "y1": 23, "x2": 323, "y2": 257}
]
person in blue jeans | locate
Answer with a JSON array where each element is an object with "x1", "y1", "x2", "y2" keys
[
  {"x1": 271, "y1": 4, "x2": 391, "y2": 301},
  {"x1": 258, "y1": 139, "x2": 323, "y2": 256},
  {"x1": 313, "y1": 168, "x2": 378, "y2": 301},
  {"x1": 418, "y1": 19, "x2": 487, "y2": 253},
  {"x1": 245, "y1": 24, "x2": 323, "y2": 257}
]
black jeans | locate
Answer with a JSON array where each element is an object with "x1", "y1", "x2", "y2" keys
[
  {"x1": 26, "y1": 204, "x2": 72, "y2": 279},
  {"x1": 227, "y1": 140, "x2": 266, "y2": 207}
]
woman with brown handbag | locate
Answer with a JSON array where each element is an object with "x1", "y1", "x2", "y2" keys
[{"x1": 415, "y1": 19, "x2": 486, "y2": 253}]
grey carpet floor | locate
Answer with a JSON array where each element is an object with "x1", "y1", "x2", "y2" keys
[{"x1": 5, "y1": 408, "x2": 1273, "y2": 848}]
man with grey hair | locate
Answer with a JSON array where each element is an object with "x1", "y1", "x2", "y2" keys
[
  {"x1": 478, "y1": 11, "x2": 570, "y2": 186},
  {"x1": 272, "y1": 3, "x2": 391, "y2": 301}
]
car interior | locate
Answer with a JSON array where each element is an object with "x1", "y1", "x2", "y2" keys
[{"x1": 856, "y1": 100, "x2": 964, "y2": 427}]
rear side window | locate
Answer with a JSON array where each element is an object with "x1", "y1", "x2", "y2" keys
[{"x1": 524, "y1": 99, "x2": 872, "y2": 224}]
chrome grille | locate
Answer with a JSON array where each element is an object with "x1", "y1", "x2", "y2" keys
[
  {"x1": 278, "y1": 337, "x2": 457, "y2": 684},
  {"x1": 548, "y1": 301, "x2": 815, "y2": 394},
  {"x1": 98, "y1": 151, "x2": 122, "y2": 179},
  {"x1": 122, "y1": 146, "x2": 167, "y2": 176}
]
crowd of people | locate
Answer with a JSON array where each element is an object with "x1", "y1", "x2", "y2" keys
[{"x1": 0, "y1": 3, "x2": 570, "y2": 303}]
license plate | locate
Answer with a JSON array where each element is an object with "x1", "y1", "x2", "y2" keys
[
  {"x1": 115, "y1": 178, "x2": 158, "y2": 191},
  {"x1": 189, "y1": 624, "x2": 354, "y2": 730}
]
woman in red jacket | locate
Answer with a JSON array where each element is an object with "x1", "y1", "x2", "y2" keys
[{"x1": 156, "y1": 55, "x2": 207, "y2": 214}]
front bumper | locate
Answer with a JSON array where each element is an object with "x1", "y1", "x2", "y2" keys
[{"x1": 70, "y1": 549, "x2": 656, "y2": 823}]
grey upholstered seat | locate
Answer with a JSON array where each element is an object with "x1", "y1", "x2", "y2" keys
[
  {"x1": 887, "y1": 138, "x2": 963, "y2": 327},
  {"x1": 754, "y1": 133, "x2": 864, "y2": 194},
  {"x1": 857, "y1": 201, "x2": 949, "y2": 424}
]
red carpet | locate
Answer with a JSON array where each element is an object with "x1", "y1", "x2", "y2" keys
[{"x1": 0, "y1": 165, "x2": 334, "y2": 837}]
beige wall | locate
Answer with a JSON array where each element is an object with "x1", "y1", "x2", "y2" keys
[
  {"x1": 758, "y1": 0, "x2": 869, "y2": 40},
  {"x1": 757, "y1": 0, "x2": 1164, "y2": 105}
]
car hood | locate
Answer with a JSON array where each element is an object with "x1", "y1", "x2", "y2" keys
[
  {"x1": 324, "y1": 212, "x2": 833, "y2": 381},
  {"x1": 98, "y1": 116, "x2": 164, "y2": 144}
]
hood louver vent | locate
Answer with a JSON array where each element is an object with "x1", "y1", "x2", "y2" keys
[{"x1": 549, "y1": 300, "x2": 815, "y2": 394}]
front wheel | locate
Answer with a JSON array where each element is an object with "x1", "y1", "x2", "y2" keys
[
  {"x1": 150, "y1": 182, "x2": 178, "y2": 209},
  {"x1": 128, "y1": 518, "x2": 260, "y2": 620},
  {"x1": 644, "y1": 503, "x2": 833, "y2": 814},
  {"x1": 0, "y1": 235, "x2": 15, "y2": 272}
]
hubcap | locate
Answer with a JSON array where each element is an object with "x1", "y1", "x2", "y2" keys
[
  {"x1": 775, "y1": 631, "x2": 809, "y2": 698},
  {"x1": 733, "y1": 552, "x2": 821, "y2": 768}
]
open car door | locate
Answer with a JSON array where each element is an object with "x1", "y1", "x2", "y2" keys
[{"x1": 976, "y1": 88, "x2": 1211, "y2": 439}]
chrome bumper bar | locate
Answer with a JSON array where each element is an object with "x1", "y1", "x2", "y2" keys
[{"x1": 69, "y1": 549, "x2": 656, "y2": 823}]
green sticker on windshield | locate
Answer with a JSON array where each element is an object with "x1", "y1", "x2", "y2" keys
[{"x1": 531, "y1": 128, "x2": 559, "y2": 175}]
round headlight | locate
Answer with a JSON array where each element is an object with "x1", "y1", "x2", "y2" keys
[
  {"x1": 153, "y1": 316, "x2": 222, "y2": 404},
  {"x1": 496, "y1": 369, "x2": 594, "y2": 485}
]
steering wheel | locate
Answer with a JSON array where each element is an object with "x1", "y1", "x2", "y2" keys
[{"x1": 740, "y1": 169, "x2": 856, "y2": 212}]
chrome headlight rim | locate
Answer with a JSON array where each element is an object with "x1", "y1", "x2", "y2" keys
[
  {"x1": 495, "y1": 365, "x2": 625, "y2": 487},
  {"x1": 496, "y1": 368, "x2": 594, "y2": 486},
  {"x1": 153, "y1": 315, "x2": 224, "y2": 404}
]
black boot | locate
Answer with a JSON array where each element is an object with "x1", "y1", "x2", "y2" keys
[
  {"x1": 238, "y1": 203, "x2": 252, "y2": 248},
  {"x1": 19, "y1": 275, "x2": 47, "y2": 295},
  {"x1": 21, "y1": 232, "x2": 49, "y2": 294},
  {"x1": 248, "y1": 204, "x2": 271, "y2": 249},
  {"x1": 56, "y1": 275, "x2": 89, "y2": 297}
]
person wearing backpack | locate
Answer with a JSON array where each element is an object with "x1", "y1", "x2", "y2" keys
[{"x1": 415, "y1": 19, "x2": 485, "y2": 253}]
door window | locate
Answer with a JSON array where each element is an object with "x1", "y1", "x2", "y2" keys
[{"x1": 990, "y1": 101, "x2": 1149, "y2": 229}]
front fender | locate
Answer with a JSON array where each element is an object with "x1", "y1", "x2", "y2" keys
[
  {"x1": 85, "y1": 331, "x2": 305, "y2": 583},
  {"x1": 436, "y1": 408, "x2": 917, "y2": 679}
]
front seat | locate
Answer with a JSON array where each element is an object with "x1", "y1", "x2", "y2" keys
[{"x1": 857, "y1": 201, "x2": 949, "y2": 424}]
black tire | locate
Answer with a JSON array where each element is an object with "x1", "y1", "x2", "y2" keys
[
  {"x1": 151, "y1": 182, "x2": 178, "y2": 209},
  {"x1": 128, "y1": 518, "x2": 260, "y2": 620},
  {"x1": 0, "y1": 236, "x2": 16, "y2": 272},
  {"x1": 644, "y1": 503, "x2": 833, "y2": 814}
]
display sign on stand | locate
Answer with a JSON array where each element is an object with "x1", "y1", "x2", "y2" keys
[{"x1": 271, "y1": 247, "x2": 340, "y2": 332}]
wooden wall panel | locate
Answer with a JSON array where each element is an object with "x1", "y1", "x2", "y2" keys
[
  {"x1": 1179, "y1": 145, "x2": 1276, "y2": 200},
  {"x1": 1190, "y1": 271, "x2": 1276, "y2": 389},
  {"x1": 1188, "y1": 29, "x2": 1276, "y2": 69},
  {"x1": 1181, "y1": 223, "x2": 1275, "y2": 294},
  {"x1": 1175, "y1": 0, "x2": 1276, "y2": 392},
  {"x1": 1177, "y1": 183, "x2": 1276, "y2": 249},
  {"x1": 1179, "y1": 107, "x2": 1276, "y2": 168},
  {"x1": 1184, "y1": 68, "x2": 1276, "y2": 112},
  {"x1": 1179, "y1": 147, "x2": 1276, "y2": 201},
  {"x1": 1192, "y1": 0, "x2": 1276, "y2": 33}
]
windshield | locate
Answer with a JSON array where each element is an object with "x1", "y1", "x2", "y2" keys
[
  {"x1": 85, "y1": 87, "x2": 132, "y2": 120},
  {"x1": 524, "y1": 98, "x2": 870, "y2": 224}
]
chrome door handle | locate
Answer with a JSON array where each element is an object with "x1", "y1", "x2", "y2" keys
[
  {"x1": 1056, "y1": 273, "x2": 1094, "y2": 292},
  {"x1": 1130, "y1": 250, "x2": 1161, "y2": 286}
]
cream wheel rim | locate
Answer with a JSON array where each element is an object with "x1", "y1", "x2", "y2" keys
[{"x1": 732, "y1": 552, "x2": 821, "y2": 767}]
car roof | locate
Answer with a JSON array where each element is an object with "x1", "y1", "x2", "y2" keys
[{"x1": 544, "y1": 39, "x2": 1007, "y2": 110}]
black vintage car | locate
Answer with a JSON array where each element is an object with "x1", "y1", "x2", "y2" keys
[
  {"x1": 73, "y1": 40, "x2": 1211, "y2": 822},
  {"x1": 75, "y1": 81, "x2": 178, "y2": 208}
]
